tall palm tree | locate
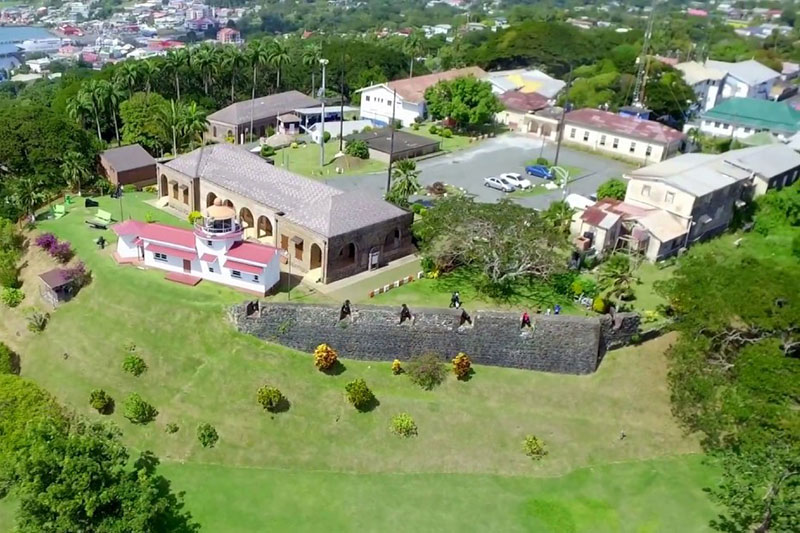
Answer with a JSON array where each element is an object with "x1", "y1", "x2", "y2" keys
[
  {"x1": 138, "y1": 59, "x2": 158, "y2": 98},
  {"x1": 61, "y1": 151, "x2": 92, "y2": 195},
  {"x1": 163, "y1": 48, "x2": 189, "y2": 100},
  {"x1": 541, "y1": 200, "x2": 574, "y2": 237},
  {"x1": 193, "y1": 44, "x2": 218, "y2": 96},
  {"x1": 66, "y1": 94, "x2": 91, "y2": 129},
  {"x1": 74, "y1": 80, "x2": 105, "y2": 141},
  {"x1": 268, "y1": 38, "x2": 291, "y2": 90},
  {"x1": 302, "y1": 42, "x2": 321, "y2": 96},
  {"x1": 221, "y1": 45, "x2": 247, "y2": 103},
  {"x1": 404, "y1": 30, "x2": 426, "y2": 77},
  {"x1": 598, "y1": 253, "x2": 639, "y2": 301},
  {"x1": 387, "y1": 159, "x2": 421, "y2": 207},
  {"x1": 97, "y1": 79, "x2": 126, "y2": 146},
  {"x1": 158, "y1": 99, "x2": 185, "y2": 157},
  {"x1": 180, "y1": 102, "x2": 209, "y2": 150},
  {"x1": 116, "y1": 61, "x2": 139, "y2": 95},
  {"x1": 246, "y1": 39, "x2": 271, "y2": 142},
  {"x1": 12, "y1": 175, "x2": 45, "y2": 219}
]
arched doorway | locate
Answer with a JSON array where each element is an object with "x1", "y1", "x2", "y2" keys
[
  {"x1": 160, "y1": 175, "x2": 168, "y2": 197},
  {"x1": 206, "y1": 192, "x2": 217, "y2": 207},
  {"x1": 223, "y1": 199, "x2": 234, "y2": 209},
  {"x1": 338, "y1": 243, "x2": 356, "y2": 265},
  {"x1": 384, "y1": 228, "x2": 400, "y2": 250},
  {"x1": 310, "y1": 243, "x2": 322, "y2": 269},
  {"x1": 239, "y1": 207, "x2": 254, "y2": 228},
  {"x1": 257, "y1": 215, "x2": 272, "y2": 238}
]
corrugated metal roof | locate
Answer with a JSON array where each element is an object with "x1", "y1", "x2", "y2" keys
[
  {"x1": 701, "y1": 97, "x2": 800, "y2": 134},
  {"x1": 207, "y1": 90, "x2": 320, "y2": 126},
  {"x1": 565, "y1": 108, "x2": 685, "y2": 144}
]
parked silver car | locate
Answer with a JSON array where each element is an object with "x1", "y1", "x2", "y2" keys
[
  {"x1": 499, "y1": 172, "x2": 532, "y2": 189},
  {"x1": 484, "y1": 176, "x2": 516, "y2": 193}
]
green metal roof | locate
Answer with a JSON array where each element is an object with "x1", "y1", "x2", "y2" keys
[{"x1": 701, "y1": 97, "x2": 800, "y2": 134}]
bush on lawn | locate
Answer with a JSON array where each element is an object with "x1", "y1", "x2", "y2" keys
[
  {"x1": 429, "y1": 124, "x2": 440, "y2": 135},
  {"x1": 165, "y1": 423, "x2": 179, "y2": 434},
  {"x1": 257, "y1": 386, "x2": 284, "y2": 412},
  {"x1": 143, "y1": 185, "x2": 158, "y2": 194},
  {"x1": 535, "y1": 157, "x2": 549, "y2": 166},
  {"x1": 34, "y1": 233, "x2": 57, "y2": 251},
  {"x1": 411, "y1": 122, "x2": 420, "y2": 131},
  {"x1": 0, "y1": 250, "x2": 20, "y2": 288},
  {"x1": 440, "y1": 128, "x2": 453, "y2": 138},
  {"x1": 187, "y1": 211, "x2": 203, "y2": 224},
  {"x1": 27, "y1": 311, "x2": 49, "y2": 333},
  {"x1": 391, "y1": 359, "x2": 403, "y2": 375},
  {"x1": 313, "y1": 343, "x2": 338, "y2": 371},
  {"x1": 122, "y1": 184, "x2": 137, "y2": 193},
  {"x1": 1, "y1": 287, "x2": 24, "y2": 307},
  {"x1": 451, "y1": 353, "x2": 472, "y2": 380},
  {"x1": 571, "y1": 277, "x2": 599, "y2": 298},
  {"x1": 260, "y1": 144, "x2": 276, "y2": 157},
  {"x1": 0, "y1": 342, "x2": 20, "y2": 375},
  {"x1": 122, "y1": 354, "x2": 147, "y2": 376},
  {"x1": 50, "y1": 241, "x2": 73, "y2": 264},
  {"x1": 322, "y1": 131, "x2": 331, "y2": 143},
  {"x1": 345, "y1": 139, "x2": 369, "y2": 159},
  {"x1": 197, "y1": 423, "x2": 218, "y2": 448},
  {"x1": 391, "y1": 413, "x2": 417, "y2": 437},
  {"x1": 523, "y1": 435, "x2": 548, "y2": 460},
  {"x1": 592, "y1": 297, "x2": 607, "y2": 314},
  {"x1": 345, "y1": 378, "x2": 375, "y2": 411},
  {"x1": 123, "y1": 393, "x2": 158, "y2": 424},
  {"x1": 89, "y1": 389, "x2": 113, "y2": 414},
  {"x1": 407, "y1": 353, "x2": 446, "y2": 390}
]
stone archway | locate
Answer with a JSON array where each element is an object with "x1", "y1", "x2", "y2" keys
[
  {"x1": 223, "y1": 199, "x2": 234, "y2": 209},
  {"x1": 310, "y1": 243, "x2": 322, "y2": 269},
  {"x1": 338, "y1": 242, "x2": 356, "y2": 265},
  {"x1": 239, "y1": 207, "x2": 254, "y2": 228},
  {"x1": 206, "y1": 192, "x2": 217, "y2": 207},
  {"x1": 160, "y1": 175, "x2": 168, "y2": 197},
  {"x1": 257, "y1": 215, "x2": 273, "y2": 238},
  {"x1": 384, "y1": 228, "x2": 400, "y2": 250}
]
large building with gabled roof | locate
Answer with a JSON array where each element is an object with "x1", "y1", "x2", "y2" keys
[{"x1": 157, "y1": 143, "x2": 414, "y2": 284}]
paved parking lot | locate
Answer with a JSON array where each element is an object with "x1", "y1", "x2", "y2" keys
[{"x1": 333, "y1": 134, "x2": 634, "y2": 210}]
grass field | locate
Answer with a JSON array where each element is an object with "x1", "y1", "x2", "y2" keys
[
  {"x1": 402, "y1": 126, "x2": 475, "y2": 152},
  {"x1": 272, "y1": 141, "x2": 387, "y2": 178},
  {"x1": 0, "y1": 193, "x2": 720, "y2": 531}
]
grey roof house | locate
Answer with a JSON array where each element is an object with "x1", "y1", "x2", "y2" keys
[
  {"x1": 99, "y1": 144, "x2": 157, "y2": 188},
  {"x1": 157, "y1": 143, "x2": 414, "y2": 284},
  {"x1": 344, "y1": 128, "x2": 441, "y2": 162},
  {"x1": 206, "y1": 90, "x2": 320, "y2": 144}
]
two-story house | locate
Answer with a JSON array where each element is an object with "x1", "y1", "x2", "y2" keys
[
  {"x1": 356, "y1": 67, "x2": 486, "y2": 127},
  {"x1": 676, "y1": 59, "x2": 780, "y2": 111}
]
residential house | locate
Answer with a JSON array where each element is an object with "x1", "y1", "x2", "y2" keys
[
  {"x1": 112, "y1": 204, "x2": 282, "y2": 294},
  {"x1": 206, "y1": 90, "x2": 320, "y2": 143},
  {"x1": 356, "y1": 66, "x2": 486, "y2": 127},
  {"x1": 485, "y1": 68, "x2": 566, "y2": 98},
  {"x1": 157, "y1": 144, "x2": 414, "y2": 284},
  {"x1": 698, "y1": 97, "x2": 800, "y2": 140},
  {"x1": 676, "y1": 59, "x2": 780, "y2": 111},
  {"x1": 343, "y1": 128, "x2": 441, "y2": 163},
  {"x1": 216, "y1": 27, "x2": 241, "y2": 44},
  {"x1": 495, "y1": 91, "x2": 550, "y2": 133},
  {"x1": 562, "y1": 108, "x2": 685, "y2": 163}
]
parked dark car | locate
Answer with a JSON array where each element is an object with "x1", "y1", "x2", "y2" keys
[{"x1": 525, "y1": 165, "x2": 554, "y2": 180}]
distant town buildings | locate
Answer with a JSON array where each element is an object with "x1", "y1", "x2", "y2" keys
[{"x1": 676, "y1": 59, "x2": 780, "y2": 111}]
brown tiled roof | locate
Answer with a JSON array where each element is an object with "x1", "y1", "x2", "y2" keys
[
  {"x1": 387, "y1": 67, "x2": 487, "y2": 103},
  {"x1": 565, "y1": 108, "x2": 685, "y2": 144},
  {"x1": 500, "y1": 91, "x2": 549, "y2": 113}
]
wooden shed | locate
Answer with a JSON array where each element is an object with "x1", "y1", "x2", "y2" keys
[
  {"x1": 39, "y1": 268, "x2": 75, "y2": 307},
  {"x1": 99, "y1": 144, "x2": 157, "y2": 188}
]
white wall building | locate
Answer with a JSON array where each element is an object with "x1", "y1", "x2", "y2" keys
[
  {"x1": 675, "y1": 59, "x2": 780, "y2": 111},
  {"x1": 356, "y1": 66, "x2": 486, "y2": 127},
  {"x1": 112, "y1": 201, "x2": 281, "y2": 294}
]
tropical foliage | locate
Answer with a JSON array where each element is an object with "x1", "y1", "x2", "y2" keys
[{"x1": 313, "y1": 343, "x2": 339, "y2": 371}]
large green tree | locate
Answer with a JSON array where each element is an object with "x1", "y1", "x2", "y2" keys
[
  {"x1": 120, "y1": 92, "x2": 169, "y2": 156},
  {"x1": 424, "y1": 76, "x2": 502, "y2": 130}
]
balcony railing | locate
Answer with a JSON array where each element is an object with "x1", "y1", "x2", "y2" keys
[{"x1": 194, "y1": 220, "x2": 242, "y2": 235}]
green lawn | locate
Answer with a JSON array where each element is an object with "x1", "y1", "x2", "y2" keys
[
  {"x1": 0, "y1": 192, "x2": 720, "y2": 531},
  {"x1": 272, "y1": 141, "x2": 387, "y2": 179},
  {"x1": 510, "y1": 184, "x2": 552, "y2": 198},
  {"x1": 403, "y1": 125, "x2": 475, "y2": 152}
]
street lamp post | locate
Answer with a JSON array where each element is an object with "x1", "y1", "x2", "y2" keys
[{"x1": 319, "y1": 58, "x2": 329, "y2": 168}]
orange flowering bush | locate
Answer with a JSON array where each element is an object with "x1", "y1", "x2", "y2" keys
[
  {"x1": 451, "y1": 353, "x2": 472, "y2": 380},
  {"x1": 391, "y1": 359, "x2": 403, "y2": 375},
  {"x1": 313, "y1": 343, "x2": 338, "y2": 371}
]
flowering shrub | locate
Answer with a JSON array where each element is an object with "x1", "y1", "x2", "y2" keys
[
  {"x1": 35, "y1": 233, "x2": 57, "y2": 251},
  {"x1": 391, "y1": 359, "x2": 403, "y2": 375},
  {"x1": 523, "y1": 435, "x2": 548, "y2": 460},
  {"x1": 197, "y1": 423, "x2": 218, "y2": 448},
  {"x1": 257, "y1": 386, "x2": 284, "y2": 412},
  {"x1": 1, "y1": 287, "x2": 24, "y2": 307},
  {"x1": 451, "y1": 353, "x2": 472, "y2": 380},
  {"x1": 345, "y1": 378, "x2": 375, "y2": 411},
  {"x1": 50, "y1": 241, "x2": 73, "y2": 263},
  {"x1": 390, "y1": 413, "x2": 417, "y2": 437},
  {"x1": 313, "y1": 343, "x2": 338, "y2": 371},
  {"x1": 65, "y1": 262, "x2": 90, "y2": 288}
]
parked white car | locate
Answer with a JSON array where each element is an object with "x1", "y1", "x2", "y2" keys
[
  {"x1": 499, "y1": 172, "x2": 532, "y2": 189},
  {"x1": 484, "y1": 176, "x2": 516, "y2": 193}
]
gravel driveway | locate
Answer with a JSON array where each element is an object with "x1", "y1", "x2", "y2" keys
[{"x1": 332, "y1": 134, "x2": 634, "y2": 210}]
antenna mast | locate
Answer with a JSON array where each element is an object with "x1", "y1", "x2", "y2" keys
[{"x1": 631, "y1": 0, "x2": 657, "y2": 107}]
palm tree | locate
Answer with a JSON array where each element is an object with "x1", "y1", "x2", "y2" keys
[
  {"x1": 221, "y1": 45, "x2": 247, "y2": 103},
  {"x1": 73, "y1": 80, "x2": 105, "y2": 141},
  {"x1": 11, "y1": 175, "x2": 46, "y2": 219},
  {"x1": 193, "y1": 44, "x2": 218, "y2": 96},
  {"x1": 302, "y1": 42, "x2": 321, "y2": 96},
  {"x1": 158, "y1": 99, "x2": 185, "y2": 157},
  {"x1": 163, "y1": 48, "x2": 189, "y2": 100},
  {"x1": 97, "y1": 79, "x2": 126, "y2": 146},
  {"x1": 180, "y1": 102, "x2": 209, "y2": 150},
  {"x1": 138, "y1": 59, "x2": 158, "y2": 98},
  {"x1": 246, "y1": 39, "x2": 271, "y2": 142},
  {"x1": 61, "y1": 151, "x2": 92, "y2": 195},
  {"x1": 268, "y1": 38, "x2": 291, "y2": 89},
  {"x1": 404, "y1": 30, "x2": 426, "y2": 77},
  {"x1": 541, "y1": 200, "x2": 574, "y2": 237},
  {"x1": 598, "y1": 253, "x2": 639, "y2": 301},
  {"x1": 387, "y1": 159, "x2": 421, "y2": 207},
  {"x1": 66, "y1": 93, "x2": 91, "y2": 129},
  {"x1": 116, "y1": 61, "x2": 139, "y2": 95}
]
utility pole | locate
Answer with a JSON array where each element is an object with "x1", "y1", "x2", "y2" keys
[
  {"x1": 385, "y1": 88, "x2": 398, "y2": 197},
  {"x1": 553, "y1": 64, "x2": 573, "y2": 168},
  {"x1": 339, "y1": 53, "x2": 345, "y2": 152},
  {"x1": 319, "y1": 58, "x2": 329, "y2": 168}
]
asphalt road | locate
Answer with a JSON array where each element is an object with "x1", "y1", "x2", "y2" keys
[{"x1": 332, "y1": 134, "x2": 634, "y2": 210}]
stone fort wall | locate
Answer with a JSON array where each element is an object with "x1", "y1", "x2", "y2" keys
[{"x1": 230, "y1": 303, "x2": 641, "y2": 375}]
